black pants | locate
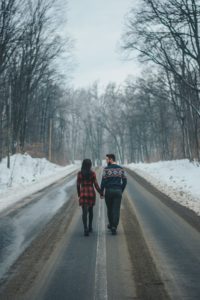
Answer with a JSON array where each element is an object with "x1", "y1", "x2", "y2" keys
[
  {"x1": 105, "y1": 189, "x2": 122, "y2": 229},
  {"x1": 82, "y1": 204, "x2": 93, "y2": 230}
]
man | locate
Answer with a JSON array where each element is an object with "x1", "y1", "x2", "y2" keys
[{"x1": 101, "y1": 154, "x2": 127, "y2": 235}]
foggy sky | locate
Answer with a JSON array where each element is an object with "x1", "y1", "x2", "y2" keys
[{"x1": 66, "y1": 0, "x2": 141, "y2": 89}]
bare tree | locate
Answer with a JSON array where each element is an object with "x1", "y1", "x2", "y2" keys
[{"x1": 122, "y1": 0, "x2": 200, "y2": 160}]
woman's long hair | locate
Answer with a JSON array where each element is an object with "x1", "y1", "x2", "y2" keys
[{"x1": 81, "y1": 159, "x2": 92, "y2": 180}]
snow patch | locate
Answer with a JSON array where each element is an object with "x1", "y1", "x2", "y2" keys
[
  {"x1": 0, "y1": 154, "x2": 80, "y2": 213},
  {"x1": 127, "y1": 159, "x2": 200, "y2": 216}
]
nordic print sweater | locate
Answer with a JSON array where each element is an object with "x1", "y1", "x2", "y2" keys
[{"x1": 101, "y1": 164, "x2": 127, "y2": 193}]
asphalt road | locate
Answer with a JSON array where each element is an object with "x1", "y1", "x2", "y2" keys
[
  {"x1": 0, "y1": 172, "x2": 77, "y2": 280},
  {"x1": 125, "y1": 171, "x2": 200, "y2": 300},
  {"x1": 27, "y1": 198, "x2": 135, "y2": 300},
  {"x1": 0, "y1": 169, "x2": 200, "y2": 300}
]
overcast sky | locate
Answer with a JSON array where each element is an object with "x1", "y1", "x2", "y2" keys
[{"x1": 66, "y1": 0, "x2": 141, "y2": 89}]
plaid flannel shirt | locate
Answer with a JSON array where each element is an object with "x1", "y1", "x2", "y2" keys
[{"x1": 77, "y1": 171, "x2": 102, "y2": 206}]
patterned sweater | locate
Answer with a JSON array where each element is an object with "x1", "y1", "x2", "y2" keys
[{"x1": 101, "y1": 164, "x2": 127, "y2": 193}]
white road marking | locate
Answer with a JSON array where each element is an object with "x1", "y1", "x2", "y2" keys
[{"x1": 94, "y1": 198, "x2": 108, "y2": 300}]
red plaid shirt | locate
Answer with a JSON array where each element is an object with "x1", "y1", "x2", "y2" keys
[{"x1": 77, "y1": 171, "x2": 102, "y2": 206}]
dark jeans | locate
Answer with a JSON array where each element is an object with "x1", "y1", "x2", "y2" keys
[
  {"x1": 105, "y1": 188, "x2": 122, "y2": 229},
  {"x1": 82, "y1": 204, "x2": 93, "y2": 230}
]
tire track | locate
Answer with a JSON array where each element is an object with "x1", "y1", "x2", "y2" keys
[
  {"x1": 121, "y1": 192, "x2": 170, "y2": 300},
  {"x1": 125, "y1": 168, "x2": 200, "y2": 233},
  {"x1": 0, "y1": 195, "x2": 77, "y2": 299}
]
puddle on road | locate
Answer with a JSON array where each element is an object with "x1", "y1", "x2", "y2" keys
[{"x1": 0, "y1": 177, "x2": 76, "y2": 279}]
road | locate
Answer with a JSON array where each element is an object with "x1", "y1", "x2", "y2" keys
[
  {"x1": 0, "y1": 172, "x2": 77, "y2": 280},
  {"x1": 124, "y1": 169, "x2": 200, "y2": 300},
  {"x1": 0, "y1": 169, "x2": 200, "y2": 299}
]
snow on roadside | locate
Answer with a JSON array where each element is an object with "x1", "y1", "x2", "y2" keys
[
  {"x1": 0, "y1": 153, "x2": 80, "y2": 213},
  {"x1": 127, "y1": 159, "x2": 200, "y2": 216}
]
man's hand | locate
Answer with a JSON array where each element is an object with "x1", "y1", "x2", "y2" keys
[{"x1": 100, "y1": 194, "x2": 104, "y2": 199}]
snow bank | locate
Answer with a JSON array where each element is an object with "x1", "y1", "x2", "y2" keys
[
  {"x1": 0, "y1": 154, "x2": 80, "y2": 213},
  {"x1": 127, "y1": 159, "x2": 200, "y2": 216}
]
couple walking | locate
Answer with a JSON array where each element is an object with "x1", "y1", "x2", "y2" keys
[{"x1": 77, "y1": 154, "x2": 127, "y2": 236}]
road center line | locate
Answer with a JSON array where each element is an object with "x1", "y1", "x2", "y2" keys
[{"x1": 94, "y1": 197, "x2": 108, "y2": 300}]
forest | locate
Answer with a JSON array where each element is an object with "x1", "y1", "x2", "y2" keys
[{"x1": 0, "y1": 0, "x2": 200, "y2": 165}]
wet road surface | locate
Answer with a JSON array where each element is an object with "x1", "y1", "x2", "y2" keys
[
  {"x1": 0, "y1": 169, "x2": 200, "y2": 299},
  {"x1": 0, "y1": 173, "x2": 77, "y2": 279}
]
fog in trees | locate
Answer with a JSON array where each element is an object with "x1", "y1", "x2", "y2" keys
[{"x1": 1, "y1": 0, "x2": 200, "y2": 166}]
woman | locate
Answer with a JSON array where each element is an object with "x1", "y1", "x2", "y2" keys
[{"x1": 77, "y1": 159, "x2": 102, "y2": 236}]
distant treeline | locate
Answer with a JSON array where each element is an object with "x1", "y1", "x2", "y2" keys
[
  {"x1": 121, "y1": 0, "x2": 200, "y2": 162},
  {"x1": 67, "y1": 0, "x2": 200, "y2": 164},
  {"x1": 1, "y1": 0, "x2": 200, "y2": 165},
  {"x1": 0, "y1": 0, "x2": 71, "y2": 165}
]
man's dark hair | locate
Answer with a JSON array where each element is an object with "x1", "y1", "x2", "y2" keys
[{"x1": 106, "y1": 154, "x2": 116, "y2": 161}]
